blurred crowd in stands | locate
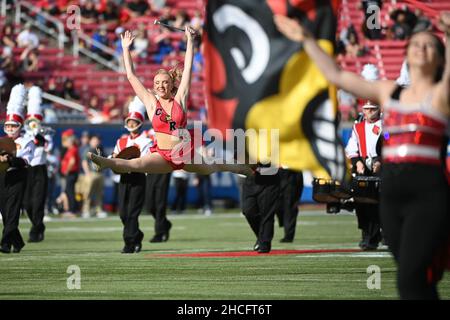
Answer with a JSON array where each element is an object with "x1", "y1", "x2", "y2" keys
[{"x1": 336, "y1": 1, "x2": 434, "y2": 121}]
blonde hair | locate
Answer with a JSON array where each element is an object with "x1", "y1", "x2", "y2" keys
[{"x1": 155, "y1": 65, "x2": 183, "y2": 95}]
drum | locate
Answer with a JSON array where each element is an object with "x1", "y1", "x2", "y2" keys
[
  {"x1": 0, "y1": 137, "x2": 15, "y2": 174},
  {"x1": 351, "y1": 176, "x2": 381, "y2": 204},
  {"x1": 116, "y1": 146, "x2": 140, "y2": 160},
  {"x1": 312, "y1": 178, "x2": 339, "y2": 203},
  {"x1": 0, "y1": 136, "x2": 15, "y2": 155},
  {"x1": 112, "y1": 146, "x2": 141, "y2": 174},
  {"x1": 312, "y1": 178, "x2": 353, "y2": 204},
  {"x1": 330, "y1": 180, "x2": 352, "y2": 200}
]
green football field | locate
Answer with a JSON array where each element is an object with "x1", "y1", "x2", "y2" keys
[{"x1": 0, "y1": 208, "x2": 449, "y2": 300}]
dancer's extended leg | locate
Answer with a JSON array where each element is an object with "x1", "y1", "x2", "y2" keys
[{"x1": 87, "y1": 152, "x2": 173, "y2": 174}]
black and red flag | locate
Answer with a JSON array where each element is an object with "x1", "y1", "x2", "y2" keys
[{"x1": 204, "y1": 0, "x2": 347, "y2": 180}]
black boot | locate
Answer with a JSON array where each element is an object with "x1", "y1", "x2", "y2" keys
[
  {"x1": 258, "y1": 242, "x2": 271, "y2": 254},
  {"x1": 121, "y1": 245, "x2": 135, "y2": 254},
  {"x1": 28, "y1": 232, "x2": 44, "y2": 243},
  {"x1": 134, "y1": 232, "x2": 144, "y2": 253},
  {"x1": 0, "y1": 243, "x2": 11, "y2": 254},
  {"x1": 253, "y1": 240, "x2": 260, "y2": 251},
  {"x1": 162, "y1": 220, "x2": 172, "y2": 242}
]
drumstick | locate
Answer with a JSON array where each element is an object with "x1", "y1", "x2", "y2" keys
[{"x1": 154, "y1": 19, "x2": 185, "y2": 33}]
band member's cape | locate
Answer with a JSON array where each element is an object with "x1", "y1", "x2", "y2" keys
[{"x1": 204, "y1": 0, "x2": 346, "y2": 180}]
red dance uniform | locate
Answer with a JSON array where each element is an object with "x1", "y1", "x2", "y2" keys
[{"x1": 150, "y1": 99, "x2": 194, "y2": 170}]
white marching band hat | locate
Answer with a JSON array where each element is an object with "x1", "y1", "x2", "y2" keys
[
  {"x1": 5, "y1": 84, "x2": 27, "y2": 126},
  {"x1": 361, "y1": 64, "x2": 380, "y2": 109},
  {"x1": 26, "y1": 86, "x2": 44, "y2": 122},
  {"x1": 361, "y1": 64, "x2": 379, "y2": 82},
  {"x1": 125, "y1": 96, "x2": 146, "y2": 124},
  {"x1": 124, "y1": 96, "x2": 146, "y2": 132}
]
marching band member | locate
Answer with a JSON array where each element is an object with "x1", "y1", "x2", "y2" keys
[
  {"x1": 345, "y1": 64, "x2": 383, "y2": 250},
  {"x1": 23, "y1": 86, "x2": 51, "y2": 242},
  {"x1": 113, "y1": 96, "x2": 152, "y2": 253},
  {"x1": 0, "y1": 84, "x2": 35, "y2": 253}
]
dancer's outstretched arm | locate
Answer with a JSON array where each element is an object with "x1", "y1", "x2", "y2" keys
[
  {"x1": 175, "y1": 26, "x2": 197, "y2": 111},
  {"x1": 121, "y1": 30, "x2": 158, "y2": 118},
  {"x1": 274, "y1": 15, "x2": 395, "y2": 106}
]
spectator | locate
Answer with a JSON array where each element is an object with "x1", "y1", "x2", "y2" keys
[
  {"x1": 150, "y1": 0, "x2": 166, "y2": 12},
  {"x1": 60, "y1": 129, "x2": 80, "y2": 216},
  {"x1": 113, "y1": 26, "x2": 125, "y2": 66},
  {"x1": 126, "y1": 0, "x2": 151, "y2": 18},
  {"x1": 80, "y1": 135, "x2": 107, "y2": 218},
  {"x1": 338, "y1": 89, "x2": 358, "y2": 122},
  {"x1": 60, "y1": 79, "x2": 81, "y2": 101},
  {"x1": 153, "y1": 29, "x2": 173, "y2": 64},
  {"x1": 102, "y1": 94, "x2": 121, "y2": 121},
  {"x1": 0, "y1": 46, "x2": 15, "y2": 74},
  {"x1": 87, "y1": 95, "x2": 101, "y2": 110},
  {"x1": 17, "y1": 22, "x2": 40, "y2": 49},
  {"x1": 19, "y1": 48, "x2": 43, "y2": 72},
  {"x1": 41, "y1": 77, "x2": 59, "y2": 108},
  {"x1": 162, "y1": 51, "x2": 182, "y2": 68},
  {"x1": 80, "y1": 0, "x2": 99, "y2": 24},
  {"x1": 190, "y1": 10, "x2": 203, "y2": 31},
  {"x1": 158, "y1": 7, "x2": 174, "y2": 27},
  {"x1": 412, "y1": 9, "x2": 432, "y2": 33},
  {"x1": 391, "y1": 11, "x2": 412, "y2": 40},
  {"x1": 173, "y1": 9, "x2": 189, "y2": 30},
  {"x1": 345, "y1": 31, "x2": 365, "y2": 57},
  {"x1": 91, "y1": 24, "x2": 112, "y2": 60},
  {"x1": 45, "y1": 147, "x2": 59, "y2": 215},
  {"x1": 192, "y1": 44, "x2": 203, "y2": 73},
  {"x1": 99, "y1": 0, "x2": 120, "y2": 28},
  {"x1": 78, "y1": 130, "x2": 91, "y2": 162},
  {"x1": 36, "y1": 0, "x2": 61, "y2": 29},
  {"x1": 131, "y1": 25, "x2": 149, "y2": 59},
  {"x1": 1, "y1": 23, "x2": 16, "y2": 48}
]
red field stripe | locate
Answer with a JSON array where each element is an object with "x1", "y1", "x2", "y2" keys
[{"x1": 146, "y1": 249, "x2": 361, "y2": 258}]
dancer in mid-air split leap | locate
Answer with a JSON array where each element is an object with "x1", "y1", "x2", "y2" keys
[{"x1": 88, "y1": 26, "x2": 254, "y2": 177}]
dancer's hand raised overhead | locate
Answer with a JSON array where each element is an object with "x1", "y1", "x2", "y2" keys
[
  {"x1": 274, "y1": 15, "x2": 312, "y2": 43},
  {"x1": 184, "y1": 25, "x2": 197, "y2": 41},
  {"x1": 121, "y1": 30, "x2": 136, "y2": 49}
]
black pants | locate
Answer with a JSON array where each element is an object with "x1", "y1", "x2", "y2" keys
[
  {"x1": 118, "y1": 173, "x2": 146, "y2": 247},
  {"x1": 171, "y1": 177, "x2": 188, "y2": 213},
  {"x1": 242, "y1": 172, "x2": 280, "y2": 245},
  {"x1": 23, "y1": 165, "x2": 48, "y2": 238},
  {"x1": 277, "y1": 169, "x2": 303, "y2": 241},
  {"x1": 355, "y1": 203, "x2": 381, "y2": 246},
  {"x1": 145, "y1": 173, "x2": 171, "y2": 236},
  {"x1": 197, "y1": 175, "x2": 212, "y2": 210},
  {"x1": 380, "y1": 163, "x2": 449, "y2": 300},
  {"x1": 0, "y1": 169, "x2": 27, "y2": 249},
  {"x1": 65, "y1": 172, "x2": 78, "y2": 213}
]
